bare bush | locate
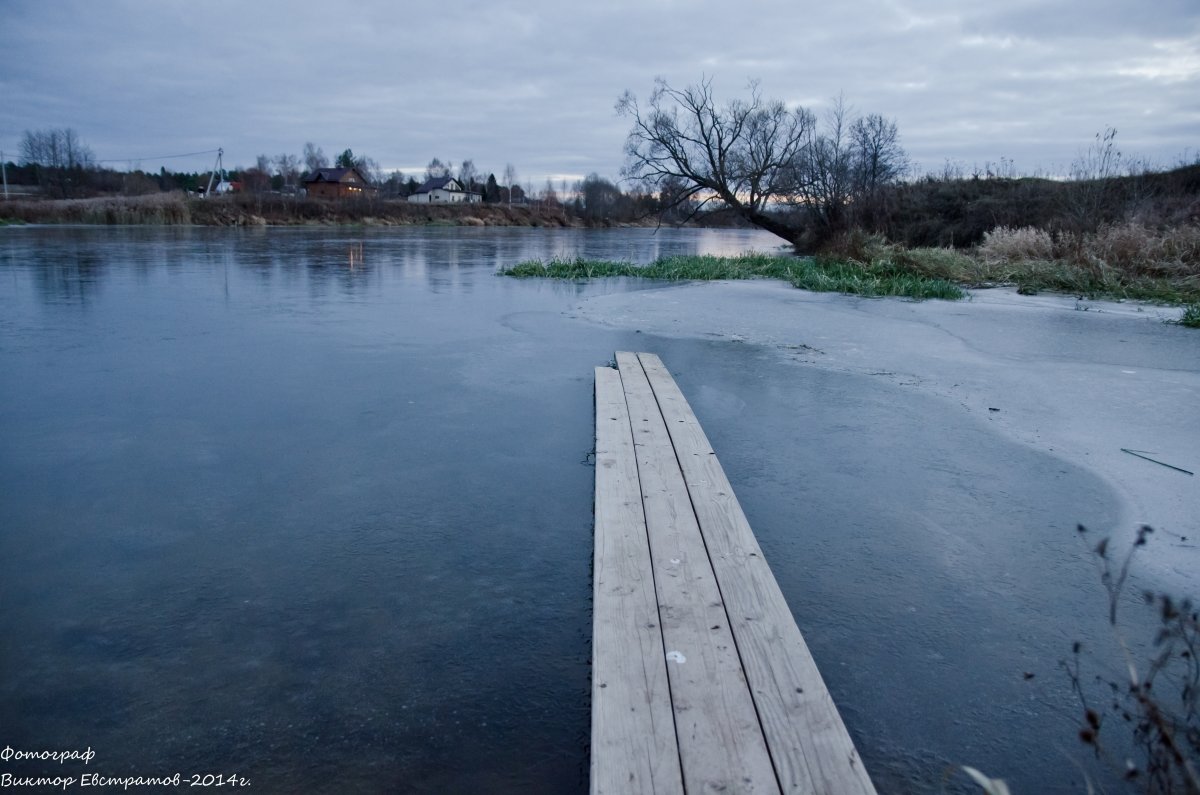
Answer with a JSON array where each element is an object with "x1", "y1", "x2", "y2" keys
[
  {"x1": 978, "y1": 226, "x2": 1056, "y2": 264},
  {"x1": 2, "y1": 192, "x2": 190, "y2": 224},
  {"x1": 1079, "y1": 223, "x2": 1200, "y2": 278}
]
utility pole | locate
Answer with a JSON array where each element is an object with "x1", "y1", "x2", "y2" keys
[
  {"x1": 204, "y1": 148, "x2": 224, "y2": 197},
  {"x1": 1, "y1": 150, "x2": 8, "y2": 200}
]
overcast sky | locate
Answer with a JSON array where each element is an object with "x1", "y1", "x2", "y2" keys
[{"x1": 2, "y1": 0, "x2": 1196, "y2": 187}]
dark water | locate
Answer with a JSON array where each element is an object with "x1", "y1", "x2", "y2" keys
[{"x1": 0, "y1": 226, "x2": 1134, "y2": 793}]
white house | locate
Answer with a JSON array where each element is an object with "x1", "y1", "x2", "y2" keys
[{"x1": 408, "y1": 176, "x2": 482, "y2": 204}]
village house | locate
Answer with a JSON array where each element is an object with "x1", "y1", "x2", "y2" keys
[
  {"x1": 407, "y1": 176, "x2": 481, "y2": 204},
  {"x1": 303, "y1": 167, "x2": 378, "y2": 199}
]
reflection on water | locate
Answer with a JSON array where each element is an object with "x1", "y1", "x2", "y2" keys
[{"x1": 0, "y1": 226, "x2": 784, "y2": 307}]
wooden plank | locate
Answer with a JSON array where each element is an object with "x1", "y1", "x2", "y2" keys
[
  {"x1": 615, "y1": 351, "x2": 781, "y2": 795},
  {"x1": 638, "y1": 352, "x2": 877, "y2": 795},
  {"x1": 591, "y1": 366, "x2": 684, "y2": 795}
]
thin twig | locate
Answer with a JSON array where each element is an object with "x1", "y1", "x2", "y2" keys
[{"x1": 1121, "y1": 448, "x2": 1194, "y2": 476}]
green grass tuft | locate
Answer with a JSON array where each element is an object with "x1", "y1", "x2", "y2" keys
[
  {"x1": 500, "y1": 253, "x2": 965, "y2": 300},
  {"x1": 1177, "y1": 304, "x2": 1200, "y2": 328}
]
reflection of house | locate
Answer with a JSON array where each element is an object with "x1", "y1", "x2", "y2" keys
[
  {"x1": 303, "y1": 167, "x2": 378, "y2": 199},
  {"x1": 407, "y1": 176, "x2": 481, "y2": 204}
]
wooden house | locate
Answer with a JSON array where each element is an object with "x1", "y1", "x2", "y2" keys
[{"x1": 303, "y1": 167, "x2": 378, "y2": 199}]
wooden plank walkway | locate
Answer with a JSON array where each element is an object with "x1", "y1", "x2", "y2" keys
[{"x1": 592, "y1": 352, "x2": 876, "y2": 795}]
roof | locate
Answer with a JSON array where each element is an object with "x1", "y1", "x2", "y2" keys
[
  {"x1": 304, "y1": 167, "x2": 371, "y2": 185},
  {"x1": 414, "y1": 175, "x2": 462, "y2": 193}
]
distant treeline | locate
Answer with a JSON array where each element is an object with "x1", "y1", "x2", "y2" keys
[
  {"x1": 2, "y1": 130, "x2": 675, "y2": 224},
  {"x1": 6, "y1": 127, "x2": 1198, "y2": 241}
]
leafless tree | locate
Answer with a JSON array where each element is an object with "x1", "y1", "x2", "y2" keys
[
  {"x1": 354, "y1": 155, "x2": 382, "y2": 185},
  {"x1": 19, "y1": 128, "x2": 94, "y2": 171},
  {"x1": 619, "y1": 79, "x2": 909, "y2": 249},
  {"x1": 1062, "y1": 127, "x2": 1127, "y2": 232},
  {"x1": 579, "y1": 173, "x2": 621, "y2": 219},
  {"x1": 425, "y1": 158, "x2": 450, "y2": 181},
  {"x1": 274, "y1": 153, "x2": 300, "y2": 188},
  {"x1": 458, "y1": 159, "x2": 478, "y2": 191},
  {"x1": 19, "y1": 128, "x2": 95, "y2": 197},
  {"x1": 243, "y1": 154, "x2": 273, "y2": 193},
  {"x1": 618, "y1": 77, "x2": 815, "y2": 247},
  {"x1": 791, "y1": 94, "x2": 855, "y2": 235},
  {"x1": 503, "y1": 163, "x2": 517, "y2": 204},
  {"x1": 841, "y1": 111, "x2": 909, "y2": 230},
  {"x1": 302, "y1": 142, "x2": 328, "y2": 174},
  {"x1": 851, "y1": 113, "x2": 907, "y2": 197}
]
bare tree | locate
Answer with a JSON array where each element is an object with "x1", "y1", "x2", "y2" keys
[
  {"x1": 1062, "y1": 127, "x2": 1126, "y2": 232},
  {"x1": 425, "y1": 158, "x2": 450, "y2": 181},
  {"x1": 849, "y1": 112, "x2": 902, "y2": 205},
  {"x1": 274, "y1": 153, "x2": 300, "y2": 188},
  {"x1": 243, "y1": 154, "x2": 273, "y2": 193},
  {"x1": 619, "y1": 79, "x2": 910, "y2": 248},
  {"x1": 618, "y1": 77, "x2": 815, "y2": 247},
  {"x1": 792, "y1": 94, "x2": 855, "y2": 236},
  {"x1": 19, "y1": 128, "x2": 94, "y2": 171},
  {"x1": 353, "y1": 154, "x2": 382, "y2": 185},
  {"x1": 384, "y1": 169, "x2": 407, "y2": 197},
  {"x1": 19, "y1": 128, "x2": 95, "y2": 197},
  {"x1": 303, "y1": 142, "x2": 328, "y2": 175},
  {"x1": 579, "y1": 173, "x2": 628, "y2": 220},
  {"x1": 503, "y1": 163, "x2": 517, "y2": 204},
  {"x1": 458, "y1": 159, "x2": 478, "y2": 192}
]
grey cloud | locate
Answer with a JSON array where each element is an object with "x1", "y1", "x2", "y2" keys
[{"x1": 0, "y1": 0, "x2": 1194, "y2": 182}]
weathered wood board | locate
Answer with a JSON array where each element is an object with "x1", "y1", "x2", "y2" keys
[{"x1": 591, "y1": 352, "x2": 877, "y2": 795}]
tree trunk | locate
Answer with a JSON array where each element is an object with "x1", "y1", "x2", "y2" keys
[{"x1": 740, "y1": 207, "x2": 804, "y2": 251}]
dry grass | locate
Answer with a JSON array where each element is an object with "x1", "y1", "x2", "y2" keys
[
  {"x1": 978, "y1": 226, "x2": 1055, "y2": 264},
  {"x1": 1, "y1": 192, "x2": 192, "y2": 224},
  {"x1": 972, "y1": 223, "x2": 1200, "y2": 302},
  {"x1": 0, "y1": 193, "x2": 582, "y2": 228},
  {"x1": 819, "y1": 224, "x2": 1200, "y2": 303}
]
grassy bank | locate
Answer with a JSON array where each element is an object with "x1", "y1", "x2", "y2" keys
[
  {"x1": 502, "y1": 225, "x2": 1200, "y2": 309},
  {"x1": 0, "y1": 193, "x2": 586, "y2": 228},
  {"x1": 817, "y1": 226, "x2": 1200, "y2": 305},
  {"x1": 0, "y1": 193, "x2": 193, "y2": 225},
  {"x1": 501, "y1": 252, "x2": 966, "y2": 300}
]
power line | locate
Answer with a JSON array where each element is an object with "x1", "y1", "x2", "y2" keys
[{"x1": 94, "y1": 148, "x2": 222, "y2": 164}]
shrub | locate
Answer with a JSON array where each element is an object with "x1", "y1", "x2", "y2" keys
[
  {"x1": 1080, "y1": 223, "x2": 1200, "y2": 277},
  {"x1": 0, "y1": 193, "x2": 191, "y2": 224},
  {"x1": 978, "y1": 226, "x2": 1055, "y2": 265}
]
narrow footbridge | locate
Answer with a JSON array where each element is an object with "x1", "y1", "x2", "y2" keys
[{"x1": 591, "y1": 352, "x2": 876, "y2": 795}]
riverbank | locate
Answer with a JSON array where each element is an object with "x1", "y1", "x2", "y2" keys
[
  {"x1": 0, "y1": 192, "x2": 637, "y2": 228},
  {"x1": 505, "y1": 249, "x2": 1200, "y2": 310}
]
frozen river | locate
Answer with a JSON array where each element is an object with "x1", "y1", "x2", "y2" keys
[{"x1": 1, "y1": 225, "x2": 1195, "y2": 793}]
